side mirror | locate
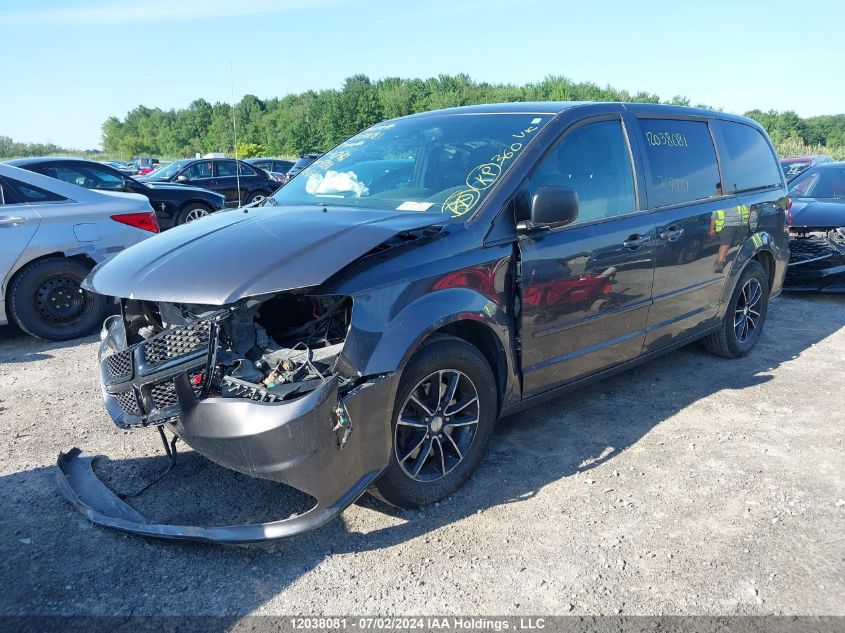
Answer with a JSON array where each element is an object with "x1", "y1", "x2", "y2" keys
[
  {"x1": 517, "y1": 186, "x2": 579, "y2": 232},
  {"x1": 176, "y1": 175, "x2": 189, "y2": 183}
]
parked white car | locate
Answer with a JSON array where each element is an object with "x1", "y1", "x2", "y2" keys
[{"x1": 0, "y1": 163, "x2": 159, "y2": 340}]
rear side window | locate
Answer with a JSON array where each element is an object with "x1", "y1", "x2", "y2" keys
[
  {"x1": 718, "y1": 121, "x2": 782, "y2": 193},
  {"x1": 638, "y1": 119, "x2": 721, "y2": 208},
  {"x1": 46, "y1": 166, "x2": 89, "y2": 187},
  {"x1": 217, "y1": 160, "x2": 247, "y2": 178},
  {"x1": 238, "y1": 163, "x2": 257, "y2": 176}
]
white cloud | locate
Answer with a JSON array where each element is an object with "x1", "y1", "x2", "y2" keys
[{"x1": 2, "y1": 0, "x2": 335, "y2": 26}]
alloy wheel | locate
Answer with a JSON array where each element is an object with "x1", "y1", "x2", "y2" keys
[
  {"x1": 394, "y1": 369, "x2": 481, "y2": 482},
  {"x1": 734, "y1": 278, "x2": 763, "y2": 344},
  {"x1": 185, "y1": 207, "x2": 209, "y2": 222}
]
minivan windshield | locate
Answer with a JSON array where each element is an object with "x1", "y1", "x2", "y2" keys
[{"x1": 270, "y1": 113, "x2": 553, "y2": 221}]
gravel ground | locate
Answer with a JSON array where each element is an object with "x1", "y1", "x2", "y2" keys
[{"x1": 0, "y1": 293, "x2": 843, "y2": 616}]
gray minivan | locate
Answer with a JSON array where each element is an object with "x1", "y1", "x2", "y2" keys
[{"x1": 62, "y1": 102, "x2": 789, "y2": 542}]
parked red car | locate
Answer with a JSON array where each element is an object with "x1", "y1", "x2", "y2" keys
[{"x1": 131, "y1": 157, "x2": 160, "y2": 175}]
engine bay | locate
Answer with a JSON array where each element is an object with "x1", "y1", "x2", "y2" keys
[{"x1": 122, "y1": 293, "x2": 352, "y2": 406}]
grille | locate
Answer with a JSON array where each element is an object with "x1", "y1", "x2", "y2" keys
[
  {"x1": 150, "y1": 381, "x2": 179, "y2": 410},
  {"x1": 114, "y1": 389, "x2": 142, "y2": 416},
  {"x1": 789, "y1": 237, "x2": 844, "y2": 266},
  {"x1": 106, "y1": 350, "x2": 132, "y2": 380},
  {"x1": 143, "y1": 321, "x2": 211, "y2": 368},
  {"x1": 149, "y1": 372, "x2": 205, "y2": 411}
]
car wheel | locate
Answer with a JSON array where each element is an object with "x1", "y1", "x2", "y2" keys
[
  {"x1": 246, "y1": 191, "x2": 266, "y2": 205},
  {"x1": 703, "y1": 260, "x2": 769, "y2": 358},
  {"x1": 8, "y1": 258, "x2": 106, "y2": 341},
  {"x1": 373, "y1": 335, "x2": 497, "y2": 508},
  {"x1": 176, "y1": 204, "x2": 211, "y2": 225}
]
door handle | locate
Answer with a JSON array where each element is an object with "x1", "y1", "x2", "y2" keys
[
  {"x1": 622, "y1": 234, "x2": 652, "y2": 249},
  {"x1": 0, "y1": 216, "x2": 28, "y2": 226},
  {"x1": 659, "y1": 226, "x2": 685, "y2": 241}
]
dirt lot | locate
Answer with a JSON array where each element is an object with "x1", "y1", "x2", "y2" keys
[{"x1": 0, "y1": 293, "x2": 843, "y2": 616}]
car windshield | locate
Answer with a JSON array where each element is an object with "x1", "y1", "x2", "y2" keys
[
  {"x1": 147, "y1": 160, "x2": 190, "y2": 179},
  {"x1": 290, "y1": 155, "x2": 319, "y2": 171},
  {"x1": 270, "y1": 113, "x2": 553, "y2": 221},
  {"x1": 781, "y1": 160, "x2": 811, "y2": 178},
  {"x1": 788, "y1": 167, "x2": 845, "y2": 199}
]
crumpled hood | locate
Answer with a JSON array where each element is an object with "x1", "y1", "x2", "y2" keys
[
  {"x1": 83, "y1": 205, "x2": 443, "y2": 304},
  {"x1": 790, "y1": 199, "x2": 845, "y2": 230}
]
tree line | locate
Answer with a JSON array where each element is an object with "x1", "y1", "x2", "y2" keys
[{"x1": 3, "y1": 74, "x2": 844, "y2": 160}]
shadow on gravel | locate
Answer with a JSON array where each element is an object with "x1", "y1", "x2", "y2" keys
[
  {"x1": 1, "y1": 295, "x2": 843, "y2": 615},
  {"x1": 0, "y1": 324, "x2": 99, "y2": 364}
]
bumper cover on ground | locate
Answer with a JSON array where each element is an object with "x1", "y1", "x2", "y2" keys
[
  {"x1": 56, "y1": 447, "x2": 379, "y2": 543},
  {"x1": 57, "y1": 374, "x2": 396, "y2": 543}
]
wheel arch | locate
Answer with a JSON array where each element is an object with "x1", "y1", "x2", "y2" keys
[
  {"x1": 433, "y1": 320, "x2": 508, "y2": 414},
  {"x1": 178, "y1": 199, "x2": 213, "y2": 212},
  {"x1": 718, "y1": 232, "x2": 777, "y2": 317},
  {"x1": 339, "y1": 287, "x2": 519, "y2": 413},
  {"x1": 752, "y1": 248, "x2": 775, "y2": 292},
  {"x1": 4, "y1": 251, "x2": 96, "y2": 301}
]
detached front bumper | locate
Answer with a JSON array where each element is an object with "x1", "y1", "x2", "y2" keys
[{"x1": 58, "y1": 316, "x2": 396, "y2": 543}]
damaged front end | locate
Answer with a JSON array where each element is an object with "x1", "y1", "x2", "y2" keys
[
  {"x1": 58, "y1": 292, "x2": 396, "y2": 543},
  {"x1": 785, "y1": 228, "x2": 845, "y2": 293}
]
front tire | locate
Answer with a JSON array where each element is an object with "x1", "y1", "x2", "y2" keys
[
  {"x1": 703, "y1": 260, "x2": 769, "y2": 358},
  {"x1": 8, "y1": 258, "x2": 106, "y2": 341},
  {"x1": 373, "y1": 335, "x2": 497, "y2": 508}
]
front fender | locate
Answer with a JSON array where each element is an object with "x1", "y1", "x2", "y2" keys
[{"x1": 341, "y1": 285, "x2": 513, "y2": 374}]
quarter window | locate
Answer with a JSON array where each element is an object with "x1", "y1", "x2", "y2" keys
[
  {"x1": 527, "y1": 119, "x2": 637, "y2": 224},
  {"x1": 638, "y1": 119, "x2": 721, "y2": 208},
  {"x1": 3, "y1": 177, "x2": 66, "y2": 203},
  {"x1": 718, "y1": 121, "x2": 783, "y2": 193}
]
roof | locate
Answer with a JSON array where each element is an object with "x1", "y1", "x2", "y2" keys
[
  {"x1": 4, "y1": 156, "x2": 99, "y2": 166},
  {"x1": 400, "y1": 101, "x2": 758, "y2": 126},
  {"x1": 0, "y1": 162, "x2": 104, "y2": 201},
  {"x1": 781, "y1": 155, "x2": 833, "y2": 161},
  {"x1": 808, "y1": 161, "x2": 845, "y2": 169}
]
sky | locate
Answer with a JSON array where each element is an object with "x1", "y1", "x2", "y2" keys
[{"x1": 1, "y1": 0, "x2": 843, "y2": 149}]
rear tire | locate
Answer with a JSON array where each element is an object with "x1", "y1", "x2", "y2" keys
[
  {"x1": 175, "y1": 203, "x2": 211, "y2": 225},
  {"x1": 703, "y1": 260, "x2": 769, "y2": 358},
  {"x1": 373, "y1": 335, "x2": 497, "y2": 508},
  {"x1": 245, "y1": 191, "x2": 266, "y2": 205},
  {"x1": 8, "y1": 258, "x2": 106, "y2": 341}
]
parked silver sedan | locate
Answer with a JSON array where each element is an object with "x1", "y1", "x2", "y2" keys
[{"x1": 0, "y1": 164, "x2": 159, "y2": 340}]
